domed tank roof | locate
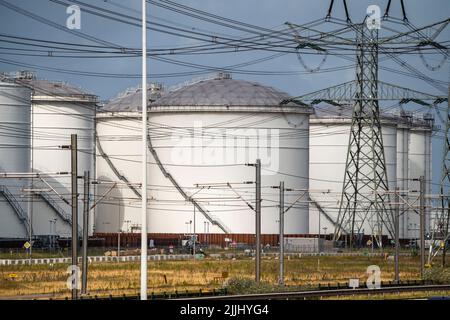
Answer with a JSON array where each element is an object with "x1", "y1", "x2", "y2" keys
[
  {"x1": 102, "y1": 83, "x2": 163, "y2": 112},
  {"x1": 2, "y1": 71, "x2": 97, "y2": 102},
  {"x1": 312, "y1": 104, "x2": 433, "y2": 127},
  {"x1": 151, "y1": 73, "x2": 292, "y2": 107}
]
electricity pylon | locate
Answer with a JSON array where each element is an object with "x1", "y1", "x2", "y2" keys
[
  {"x1": 440, "y1": 91, "x2": 450, "y2": 265},
  {"x1": 429, "y1": 88, "x2": 450, "y2": 266},
  {"x1": 285, "y1": 5, "x2": 448, "y2": 248},
  {"x1": 333, "y1": 24, "x2": 394, "y2": 248}
]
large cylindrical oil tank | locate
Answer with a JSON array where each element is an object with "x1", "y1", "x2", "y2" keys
[
  {"x1": 309, "y1": 105, "x2": 398, "y2": 237},
  {"x1": 96, "y1": 74, "x2": 313, "y2": 235},
  {"x1": 20, "y1": 73, "x2": 97, "y2": 237},
  {"x1": 396, "y1": 114, "x2": 411, "y2": 239},
  {"x1": 0, "y1": 74, "x2": 31, "y2": 239},
  {"x1": 406, "y1": 115, "x2": 433, "y2": 239}
]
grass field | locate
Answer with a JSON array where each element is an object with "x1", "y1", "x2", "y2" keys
[{"x1": 2, "y1": 254, "x2": 448, "y2": 299}]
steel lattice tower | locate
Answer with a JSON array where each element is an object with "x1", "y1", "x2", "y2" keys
[
  {"x1": 439, "y1": 88, "x2": 450, "y2": 265},
  {"x1": 285, "y1": 3, "x2": 448, "y2": 251},
  {"x1": 333, "y1": 24, "x2": 394, "y2": 247}
]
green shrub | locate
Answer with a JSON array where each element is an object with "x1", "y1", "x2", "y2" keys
[
  {"x1": 225, "y1": 277, "x2": 283, "y2": 295},
  {"x1": 423, "y1": 267, "x2": 450, "y2": 284}
]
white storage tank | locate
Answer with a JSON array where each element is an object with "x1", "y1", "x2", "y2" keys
[
  {"x1": 396, "y1": 111, "x2": 411, "y2": 239},
  {"x1": 309, "y1": 105, "x2": 398, "y2": 237},
  {"x1": 95, "y1": 83, "x2": 163, "y2": 234},
  {"x1": 0, "y1": 74, "x2": 32, "y2": 239},
  {"x1": 406, "y1": 114, "x2": 433, "y2": 239},
  {"x1": 20, "y1": 72, "x2": 97, "y2": 237},
  {"x1": 96, "y1": 74, "x2": 313, "y2": 235}
]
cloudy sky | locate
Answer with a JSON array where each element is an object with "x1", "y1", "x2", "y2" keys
[{"x1": 0, "y1": 0, "x2": 449, "y2": 189}]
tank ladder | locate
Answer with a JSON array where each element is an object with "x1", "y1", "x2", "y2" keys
[
  {"x1": 96, "y1": 135, "x2": 142, "y2": 198},
  {"x1": 147, "y1": 133, "x2": 231, "y2": 234},
  {"x1": 0, "y1": 185, "x2": 31, "y2": 235},
  {"x1": 309, "y1": 194, "x2": 348, "y2": 235}
]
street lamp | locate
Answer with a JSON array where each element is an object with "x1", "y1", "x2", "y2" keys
[
  {"x1": 124, "y1": 220, "x2": 131, "y2": 233},
  {"x1": 193, "y1": 204, "x2": 196, "y2": 259},
  {"x1": 318, "y1": 211, "x2": 321, "y2": 253},
  {"x1": 140, "y1": 0, "x2": 148, "y2": 301},
  {"x1": 117, "y1": 199, "x2": 122, "y2": 258}
]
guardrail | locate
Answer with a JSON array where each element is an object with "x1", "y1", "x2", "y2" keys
[
  {"x1": 0, "y1": 251, "x2": 412, "y2": 266},
  {"x1": 0, "y1": 254, "x2": 193, "y2": 266}
]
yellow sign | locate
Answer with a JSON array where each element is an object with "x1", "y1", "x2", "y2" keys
[
  {"x1": 23, "y1": 241, "x2": 31, "y2": 249},
  {"x1": 8, "y1": 274, "x2": 17, "y2": 279}
]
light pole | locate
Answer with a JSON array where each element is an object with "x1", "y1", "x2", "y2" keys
[
  {"x1": 246, "y1": 160, "x2": 262, "y2": 283},
  {"x1": 207, "y1": 222, "x2": 210, "y2": 247},
  {"x1": 318, "y1": 209, "x2": 321, "y2": 253},
  {"x1": 140, "y1": 0, "x2": 148, "y2": 301},
  {"x1": 278, "y1": 181, "x2": 284, "y2": 286},
  {"x1": 419, "y1": 176, "x2": 425, "y2": 279},
  {"x1": 203, "y1": 221, "x2": 206, "y2": 250},
  {"x1": 70, "y1": 134, "x2": 78, "y2": 301},
  {"x1": 117, "y1": 199, "x2": 121, "y2": 258},
  {"x1": 193, "y1": 204, "x2": 196, "y2": 259},
  {"x1": 124, "y1": 220, "x2": 131, "y2": 233}
]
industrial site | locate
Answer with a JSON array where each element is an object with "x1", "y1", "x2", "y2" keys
[{"x1": 0, "y1": 0, "x2": 449, "y2": 304}]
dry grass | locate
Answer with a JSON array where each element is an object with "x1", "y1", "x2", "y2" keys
[{"x1": 0, "y1": 255, "x2": 442, "y2": 299}]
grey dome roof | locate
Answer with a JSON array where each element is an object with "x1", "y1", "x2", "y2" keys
[
  {"x1": 28, "y1": 79, "x2": 96, "y2": 98},
  {"x1": 312, "y1": 104, "x2": 433, "y2": 127},
  {"x1": 1, "y1": 71, "x2": 96, "y2": 101},
  {"x1": 102, "y1": 84, "x2": 163, "y2": 112},
  {"x1": 152, "y1": 74, "x2": 291, "y2": 107}
]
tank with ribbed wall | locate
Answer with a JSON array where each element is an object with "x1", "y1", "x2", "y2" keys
[
  {"x1": 18, "y1": 72, "x2": 98, "y2": 237},
  {"x1": 406, "y1": 114, "x2": 434, "y2": 239},
  {"x1": 309, "y1": 105, "x2": 434, "y2": 240},
  {"x1": 0, "y1": 73, "x2": 32, "y2": 239},
  {"x1": 308, "y1": 105, "x2": 399, "y2": 238},
  {"x1": 95, "y1": 73, "x2": 313, "y2": 235}
]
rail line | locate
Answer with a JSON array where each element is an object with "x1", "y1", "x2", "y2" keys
[
  {"x1": 3, "y1": 281, "x2": 448, "y2": 300},
  {"x1": 177, "y1": 284, "x2": 450, "y2": 300}
]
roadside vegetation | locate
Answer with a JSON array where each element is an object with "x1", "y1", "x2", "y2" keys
[{"x1": 2, "y1": 254, "x2": 448, "y2": 298}]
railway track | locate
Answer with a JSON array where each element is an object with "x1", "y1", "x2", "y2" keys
[
  {"x1": 2, "y1": 282, "x2": 448, "y2": 300},
  {"x1": 178, "y1": 284, "x2": 450, "y2": 300}
]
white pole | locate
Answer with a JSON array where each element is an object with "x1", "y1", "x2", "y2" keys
[
  {"x1": 140, "y1": 0, "x2": 148, "y2": 301},
  {"x1": 193, "y1": 205, "x2": 196, "y2": 259}
]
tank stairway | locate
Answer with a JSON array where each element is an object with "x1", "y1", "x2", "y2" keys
[
  {"x1": 96, "y1": 135, "x2": 142, "y2": 198},
  {"x1": 0, "y1": 185, "x2": 31, "y2": 235},
  {"x1": 147, "y1": 133, "x2": 231, "y2": 234},
  {"x1": 34, "y1": 176, "x2": 82, "y2": 234},
  {"x1": 96, "y1": 133, "x2": 230, "y2": 233},
  {"x1": 308, "y1": 194, "x2": 348, "y2": 235},
  {"x1": 38, "y1": 191, "x2": 70, "y2": 224}
]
